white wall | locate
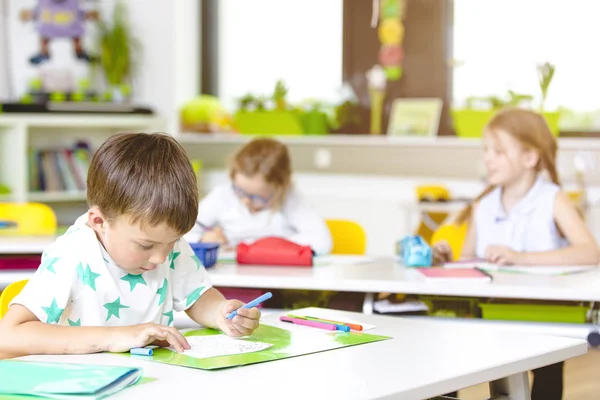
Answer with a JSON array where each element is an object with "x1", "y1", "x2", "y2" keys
[
  {"x1": 0, "y1": 0, "x2": 9, "y2": 100},
  {"x1": 217, "y1": 0, "x2": 343, "y2": 111}
]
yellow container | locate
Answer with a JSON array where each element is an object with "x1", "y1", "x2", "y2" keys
[
  {"x1": 452, "y1": 109, "x2": 560, "y2": 138},
  {"x1": 0, "y1": 203, "x2": 57, "y2": 236}
]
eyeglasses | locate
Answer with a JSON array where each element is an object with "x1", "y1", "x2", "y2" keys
[{"x1": 232, "y1": 184, "x2": 274, "y2": 207}]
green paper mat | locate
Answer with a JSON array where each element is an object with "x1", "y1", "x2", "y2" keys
[{"x1": 127, "y1": 323, "x2": 390, "y2": 370}]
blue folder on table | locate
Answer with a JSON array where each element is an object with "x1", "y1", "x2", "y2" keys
[{"x1": 0, "y1": 360, "x2": 142, "y2": 399}]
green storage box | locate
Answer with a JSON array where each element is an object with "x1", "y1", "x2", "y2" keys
[
  {"x1": 479, "y1": 302, "x2": 588, "y2": 324},
  {"x1": 234, "y1": 109, "x2": 329, "y2": 135},
  {"x1": 234, "y1": 110, "x2": 304, "y2": 135},
  {"x1": 452, "y1": 109, "x2": 560, "y2": 138}
]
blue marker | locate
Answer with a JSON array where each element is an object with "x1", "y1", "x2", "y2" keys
[
  {"x1": 226, "y1": 292, "x2": 273, "y2": 320},
  {"x1": 130, "y1": 347, "x2": 153, "y2": 356}
]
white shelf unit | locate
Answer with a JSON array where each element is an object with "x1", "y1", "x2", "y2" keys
[{"x1": 0, "y1": 114, "x2": 166, "y2": 204}]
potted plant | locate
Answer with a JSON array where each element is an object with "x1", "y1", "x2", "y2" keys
[
  {"x1": 234, "y1": 80, "x2": 304, "y2": 135},
  {"x1": 452, "y1": 63, "x2": 560, "y2": 137},
  {"x1": 95, "y1": 1, "x2": 140, "y2": 103}
]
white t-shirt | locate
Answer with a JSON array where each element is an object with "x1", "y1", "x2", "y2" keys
[
  {"x1": 11, "y1": 214, "x2": 212, "y2": 327},
  {"x1": 474, "y1": 176, "x2": 568, "y2": 258},
  {"x1": 184, "y1": 184, "x2": 333, "y2": 255}
]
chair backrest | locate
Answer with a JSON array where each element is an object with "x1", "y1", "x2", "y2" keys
[
  {"x1": 0, "y1": 203, "x2": 57, "y2": 235},
  {"x1": 325, "y1": 219, "x2": 367, "y2": 255},
  {"x1": 0, "y1": 279, "x2": 29, "y2": 319},
  {"x1": 430, "y1": 223, "x2": 468, "y2": 261}
]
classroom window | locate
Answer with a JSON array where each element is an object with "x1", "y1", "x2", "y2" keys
[
  {"x1": 216, "y1": 0, "x2": 343, "y2": 111},
  {"x1": 453, "y1": 0, "x2": 600, "y2": 132}
]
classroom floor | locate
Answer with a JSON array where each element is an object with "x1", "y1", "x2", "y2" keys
[{"x1": 458, "y1": 348, "x2": 600, "y2": 399}]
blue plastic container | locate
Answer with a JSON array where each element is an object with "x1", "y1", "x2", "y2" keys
[
  {"x1": 397, "y1": 235, "x2": 432, "y2": 267},
  {"x1": 189, "y1": 242, "x2": 220, "y2": 268}
]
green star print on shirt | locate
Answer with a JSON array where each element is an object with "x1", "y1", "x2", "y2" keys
[
  {"x1": 162, "y1": 310, "x2": 174, "y2": 326},
  {"x1": 191, "y1": 255, "x2": 202, "y2": 271},
  {"x1": 120, "y1": 273, "x2": 147, "y2": 291},
  {"x1": 40, "y1": 256, "x2": 60, "y2": 274},
  {"x1": 185, "y1": 286, "x2": 205, "y2": 307},
  {"x1": 41, "y1": 298, "x2": 64, "y2": 323},
  {"x1": 156, "y1": 279, "x2": 168, "y2": 306},
  {"x1": 76, "y1": 263, "x2": 101, "y2": 291},
  {"x1": 104, "y1": 297, "x2": 130, "y2": 321},
  {"x1": 169, "y1": 251, "x2": 180, "y2": 270}
]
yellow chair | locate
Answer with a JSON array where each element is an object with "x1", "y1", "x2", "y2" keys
[
  {"x1": 325, "y1": 219, "x2": 367, "y2": 255},
  {"x1": 0, "y1": 279, "x2": 28, "y2": 319},
  {"x1": 430, "y1": 223, "x2": 468, "y2": 261},
  {"x1": 415, "y1": 185, "x2": 452, "y2": 243},
  {"x1": 0, "y1": 203, "x2": 57, "y2": 236}
]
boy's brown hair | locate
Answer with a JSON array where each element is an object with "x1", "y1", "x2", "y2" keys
[
  {"x1": 87, "y1": 132, "x2": 198, "y2": 235},
  {"x1": 229, "y1": 138, "x2": 291, "y2": 208}
]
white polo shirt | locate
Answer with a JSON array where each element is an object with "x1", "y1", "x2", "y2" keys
[
  {"x1": 184, "y1": 184, "x2": 333, "y2": 255},
  {"x1": 475, "y1": 176, "x2": 568, "y2": 258}
]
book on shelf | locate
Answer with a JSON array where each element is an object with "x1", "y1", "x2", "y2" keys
[{"x1": 28, "y1": 142, "x2": 91, "y2": 194}]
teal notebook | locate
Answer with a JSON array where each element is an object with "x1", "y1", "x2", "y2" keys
[{"x1": 0, "y1": 360, "x2": 142, "y2": 399}]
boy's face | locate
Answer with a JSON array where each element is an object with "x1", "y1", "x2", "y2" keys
[{"x1": 87, "y1": 208, "x2": 181, "y2": 274}]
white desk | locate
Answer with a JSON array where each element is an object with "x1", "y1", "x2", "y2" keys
[
  {"x1": 207, "y1": 259, "x2": 600, "y2": 302},
  {"x1": 17, "y1": 309, "x2": 586, "y2": 400},
  {"x1": 3, "y1": 258, "x2": 600, "y2": 301},
  {"x1": 0, "y1": 236, "x2": 54, "y2": 254},
  {"x1": 3, "y1": 258, "x2": 600, "y2": 340}
]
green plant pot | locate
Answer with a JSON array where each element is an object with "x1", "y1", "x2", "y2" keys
[
  {"x1": 234, "y1": 110, "x2": 304, "y2": 135},
  {"x1": 452, "y1": 109, "x2": 560, "y2": 138},
  {"x1": 299, "y1": 110, "x2": 329, "y2": 135}
]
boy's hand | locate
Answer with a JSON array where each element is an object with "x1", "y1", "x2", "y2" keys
[
  {"x1": 201, "y1": 227, "x2": 228, "y2": 245},
  {"x1": 432, "y1": 240, "x2": 453, "y2": 265},
  {"x1": 485, "y1": 245, "x2": 520, "y2": 265},
  {"x1": 216, "y1": 300, "x2": 260, "y2": 337},
  {"x1": 108, "y1": 323, "x2": 191, "y2": 353}
]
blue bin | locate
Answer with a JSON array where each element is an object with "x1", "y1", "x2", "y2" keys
[{"x1": 189, "y1": 242, "x2": 220, "y2": 268}]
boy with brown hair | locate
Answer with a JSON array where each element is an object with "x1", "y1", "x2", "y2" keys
[{"x1": 0, "y1": 133, "x2": 260, "y2": 359}]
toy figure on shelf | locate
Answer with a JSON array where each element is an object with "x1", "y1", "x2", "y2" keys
[{"x1": 20, "y1": 0, "x2": 98, "y2": 65}]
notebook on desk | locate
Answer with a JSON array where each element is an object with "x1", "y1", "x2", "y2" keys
[
  {"x1": 0, "y1": 360, "x2": 141, "y2": 399},
  {"x1": 444, "y1": 261, "x2": 598, "y2": 276},
  {"x1": 418, "y1": 267, "x2": 492, "y2": 283}
]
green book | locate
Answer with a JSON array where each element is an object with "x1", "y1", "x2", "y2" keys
[{"x1": 0, "y1": 360, "x2": 142, "y2": 399}]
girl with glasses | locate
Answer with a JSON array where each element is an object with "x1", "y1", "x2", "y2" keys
[{"x1": 185, "y1": 138, "x2": 332, "y2": 255}]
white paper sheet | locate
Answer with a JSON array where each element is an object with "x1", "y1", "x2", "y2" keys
[{"x1": 170, "y1": 335, "x2": 272, "y2": 359}]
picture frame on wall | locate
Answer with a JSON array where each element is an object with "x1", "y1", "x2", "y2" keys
[{"x1": 387, "y1": 98, "x2": 443, "y2": 137}]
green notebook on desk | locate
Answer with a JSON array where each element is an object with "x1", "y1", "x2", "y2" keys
[{"x1": 0, "y1": 360, "x2": 141, "y2": 399}]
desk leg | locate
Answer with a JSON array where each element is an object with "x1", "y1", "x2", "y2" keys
[
  {"x1": 363, "y1": 292, "x2": 375, "y2": 315},
  {"x1": 489, "y1": 371, "x2": 530, "y2": 400}
]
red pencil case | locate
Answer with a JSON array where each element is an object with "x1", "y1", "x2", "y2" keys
[{"x1": 236, "y1": 237, "x2": 313, "y2": 267}]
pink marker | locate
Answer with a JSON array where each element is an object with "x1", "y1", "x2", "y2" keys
[{"x1": 279, "y1": 316, "x2": 337, "y2": 331}]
